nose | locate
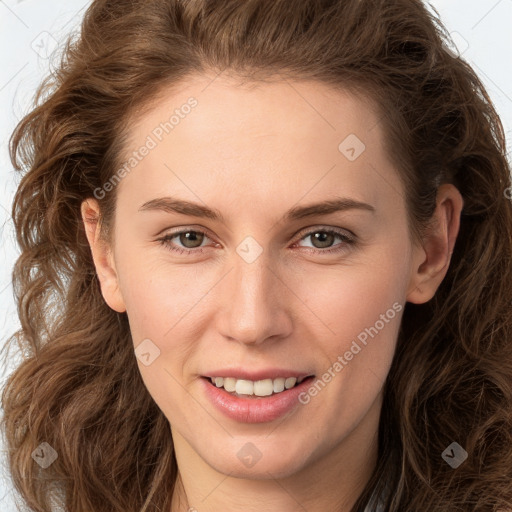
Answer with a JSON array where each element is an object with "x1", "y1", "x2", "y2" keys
[{"x1": 216, "y1": 253, "x2": 293, "y2": 346}]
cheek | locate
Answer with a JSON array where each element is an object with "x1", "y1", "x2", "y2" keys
[
  {"x1": 300, "y1": 242, "x2": 407, "y2": 329},
  {"x1": 113, "y1": 239, "x2": 203, "y2": 341},
  {"x1": 116, "y1": 256, "x2": 201, "y2": 418},
  {"x1": 296, "y1": 244, "x2": 407, "y2": 391},
  {"x1": 304, "y1": 270, "x2": 402, "y2": 364},
  {"x1": 299, "y1": 269, "x2": 403, "y2": 414}
]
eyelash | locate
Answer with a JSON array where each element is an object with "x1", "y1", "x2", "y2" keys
[{"x1": 156, "y1": 226, "x2": 356, "y2": 256}]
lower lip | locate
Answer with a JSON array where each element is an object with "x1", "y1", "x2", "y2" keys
[{"x1": 201, "y1": 376, "x2": 315, "y2": 424}]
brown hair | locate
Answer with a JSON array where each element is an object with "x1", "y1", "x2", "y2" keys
[{"x1": 2, "y1": 0, "x2": 512, "y2": 510}]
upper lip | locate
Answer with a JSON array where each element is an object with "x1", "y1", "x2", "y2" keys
[{"x1": 202, "y1": 368, "x2": 314, "y2": 381}]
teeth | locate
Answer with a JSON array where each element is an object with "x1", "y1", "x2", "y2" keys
[
  {"x1": 223, "y1": 377, "x2": 236, "y2": 392},
  {"x1": 209, "y1": 376, "x2": 307, "y2": 397},
  {"x1": 236, "y1": 379, "x2": 255, "y2": 395},
  {"x1": 273, "y1": 378, "x2": 285, "y2": 393},
  {"x1": 285, "y1": 377, "x2": 298, "y2": 389}
]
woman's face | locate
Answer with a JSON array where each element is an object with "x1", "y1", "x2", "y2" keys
[{"x1": 83, "y1": 73, "x2": 456, "y2": 483}]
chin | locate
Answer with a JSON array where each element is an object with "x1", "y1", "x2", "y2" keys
[{"x1": 204, "y1": 442, "x2": 312, "y2": 480}]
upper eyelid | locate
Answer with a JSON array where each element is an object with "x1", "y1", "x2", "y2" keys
[{"x1": 295, "y1": 225, "x2": 355, "y2": 239}]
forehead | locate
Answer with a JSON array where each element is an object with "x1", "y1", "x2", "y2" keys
[
  {"x1": 129, "y1": 73, "x2": 381, "y2": 146},
  {"x1": 115, "y1": 73, "x2": 403, "y2": 219}
]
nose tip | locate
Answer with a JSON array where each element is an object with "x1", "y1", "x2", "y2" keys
[{"x1": 217, "y1": 260, "x2": 293, "y2": 346}]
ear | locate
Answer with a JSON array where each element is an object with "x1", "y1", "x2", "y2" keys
[
  {"x1": 80, "y1": 198, "x2": 126, "y2": 313},
  {"x1": 406, "y1": 184, "x2": 464, "y2": 304}
]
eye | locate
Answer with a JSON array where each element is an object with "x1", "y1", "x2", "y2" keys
[
  {"x1": 293, "y1": 227, "x2": 356, "y2": 254},
  {"x1": 156, "y1": 226, "x2": 356, "y2": 256},
  {"x1": 157, "y1": 228, "x2": 213, "y2": 255}
]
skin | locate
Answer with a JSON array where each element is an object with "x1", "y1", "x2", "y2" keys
[{"x1": 81, "y1": 73, "x2": 463, "y2": 512}]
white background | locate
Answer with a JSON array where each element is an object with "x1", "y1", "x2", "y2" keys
[{"x1": 1, "y1": 1, "x2": 511, "y2": 510}]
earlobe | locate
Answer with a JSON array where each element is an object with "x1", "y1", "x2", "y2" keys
[
  {"x1": 406, "y1": 184, "x2": 464, "y2": 304},
  {"x1": 80, "y1": 199, "x2": 127, "y2": 313}
]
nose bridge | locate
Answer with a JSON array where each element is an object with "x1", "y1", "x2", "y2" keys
[{"x1": 219, "y1": 247, "x2": 292, "y2": 345}]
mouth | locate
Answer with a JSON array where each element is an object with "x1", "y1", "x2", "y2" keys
[
  {"x1": 200, "y1": 373, "x2": 317, "y2": 423},
  {"x1": 200, "y1": 374, "x2": 316, "y2": 399}
]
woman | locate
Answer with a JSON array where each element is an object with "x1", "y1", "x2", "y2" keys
[{"x1": 2, "y1": 0, "x2": 512, "y2": 511}]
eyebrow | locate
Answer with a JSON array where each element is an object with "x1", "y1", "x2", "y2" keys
[{"x1": 138, "y1": 196, "x2": 376, "y2": 223}]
